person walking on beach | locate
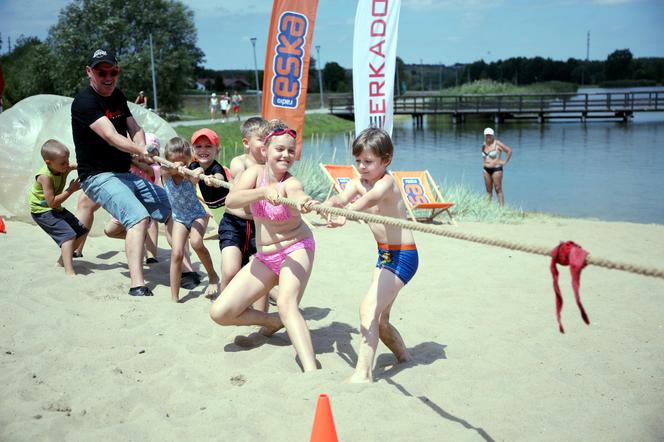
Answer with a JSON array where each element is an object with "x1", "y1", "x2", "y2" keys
[
  {"x1": 320, "y1": 127, "x2": 416, "y2": 383},
  {"x1": 209, "y1": 119, "x2": 319, "y2": 373},
  {"x1": 481, "y1": 127, "x2": 512, "y2": 207},
  {"x1": 219, "y1": 92, "x2": 231, "y2": 123},
  {"x1": 71, "y1": 48, "x2": 171, "y2": 296},
  {"x1": 231, "y1": 91, "x2": 242, "y2": 121},
  {"x1": 209, "y1": 92, "x2": 219, "y2": 122}
]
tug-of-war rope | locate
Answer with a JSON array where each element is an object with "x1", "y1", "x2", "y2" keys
[
  {"x1": 153, "y1": 154, "x2": 664, "y2": 280},
  {"x1": 154, "y1": 153, "x2": 664, "y2": 332}
]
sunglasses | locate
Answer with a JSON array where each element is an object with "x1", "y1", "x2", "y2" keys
[
  {"x1": 94, "y1": 67, "x2": 120, "y2": 78},
  {"x1": 264, "y1": 128, "x2": 297, "y2": 144}
]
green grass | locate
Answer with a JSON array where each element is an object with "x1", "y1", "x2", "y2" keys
[
  {"x1": 443, "y1": 80, "x2": 578, "y2": 95},
  {"x1": 173, "y1": 114, "x2": 354, "y2": 165},
  {"x1": 173, "y1": 113, "x2": 529, "y2": 224},
  {"x1": 291, "y1": 156, "x2": 531, "y2": 223}
]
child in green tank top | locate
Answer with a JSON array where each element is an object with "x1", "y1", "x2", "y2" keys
[{"x1": 29, "y1": 140, "x2": 88, "y2": 276}]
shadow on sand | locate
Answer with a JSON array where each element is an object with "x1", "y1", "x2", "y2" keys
[{"x1": 376, "y1": 342, "x2": 495, "y2": 442}]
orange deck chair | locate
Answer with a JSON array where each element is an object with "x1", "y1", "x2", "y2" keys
[
  {"x1": 390, "y1": 170, "x2": 455, "y2": 224},
  {"x1": 319, "y1": 163, "x2": 360, "y2": 199}
]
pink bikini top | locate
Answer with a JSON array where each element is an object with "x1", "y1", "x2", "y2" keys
[{"x1": 250, "y1": 167, "x2": 294, "y2": 222}]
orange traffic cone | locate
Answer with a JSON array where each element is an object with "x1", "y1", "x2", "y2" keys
[
  {"x1": 310, "y1": 394, "x2": 338, "y2": 442},
  {"x1": 0, "y1": 217, "x2": 6, "y2": 234}
]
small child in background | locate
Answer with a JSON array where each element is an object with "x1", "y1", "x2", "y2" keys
[
  {"x1": 100, "y1": 133, "x2": 162, "y2": 264},
  {"x1": 218, "y1": 117, "x2": 267, "y2": 303},
  {"x1": 129, "y1": 132, "x2": 162, "y2": 263},
  {"x1": 161, "y1": 137, "x2": 220, "y2": 302},
  {"x1": 321, "y1": 127, "x2": 416, "y2": 383},
  {"x1": 29, "y1": 139, "x2": 88, "y2": 276}
]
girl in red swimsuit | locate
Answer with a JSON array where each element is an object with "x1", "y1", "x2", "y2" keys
[{"x1": 209, "y1": 119, "x2": 319, "y2": 372}]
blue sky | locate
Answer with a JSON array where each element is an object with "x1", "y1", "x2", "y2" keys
[{"x1": 1, "y1": 0, "x2": 662, "y2": 69}]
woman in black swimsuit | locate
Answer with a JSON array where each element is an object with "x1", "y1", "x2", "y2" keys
[{"x1": 481, "y1": 127, "x2": 512, "y2": 207}]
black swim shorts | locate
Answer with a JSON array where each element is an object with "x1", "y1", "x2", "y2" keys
[{"x1": 218, "y1": 211, "x2": 256, "y2": 265}]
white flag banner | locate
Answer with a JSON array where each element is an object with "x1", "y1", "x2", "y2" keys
[{"x1": 352, "y1": 0, "x2": 401, "y2": 136}]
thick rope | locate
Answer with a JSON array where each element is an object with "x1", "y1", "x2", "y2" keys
[{"x1": 152, "y1": 155, "x2": 664, "y2": 280}]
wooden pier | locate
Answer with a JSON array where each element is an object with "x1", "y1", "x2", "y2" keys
[{"x1": 329, "y1": 90, "x2": 663, "y2": 125}]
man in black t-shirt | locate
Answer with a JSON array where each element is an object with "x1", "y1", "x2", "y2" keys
[{"x1": 71, "y1": 48, "x2": 171, "y2": 297}]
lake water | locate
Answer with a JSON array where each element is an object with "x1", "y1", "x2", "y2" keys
[{"x1": 302, "y1": 87, "x2": 664, "y2": 224}]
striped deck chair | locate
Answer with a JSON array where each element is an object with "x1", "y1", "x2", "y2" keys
[
  {"x1": 319, "y1": 163, "x2": 360, "y2": 200},
  {"x1": 390, "y1": 170, "x2": 455, "y2": 224}
]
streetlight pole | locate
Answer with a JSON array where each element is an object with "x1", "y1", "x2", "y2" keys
[
  {"x1": 315, "y1": 45, "x2": 324, "y2": 109},
  {"x1": 250, "y1": 37, "x2": 261, "y2": 115},
  {"x1": 149, "y1": 33, "x2": 158, "y2": 112}
]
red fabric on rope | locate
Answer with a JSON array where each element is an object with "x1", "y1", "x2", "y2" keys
[{"x1": 550, "y1": 241, "x2": 590, "y2": 333}]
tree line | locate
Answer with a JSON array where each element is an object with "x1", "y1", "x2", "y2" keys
[
  {"x1": 1, "y1": 0, "x2": 202, "y2": 112},
  {"x1": 1, "y1": 0, "x2": 662, "y2": 111}
]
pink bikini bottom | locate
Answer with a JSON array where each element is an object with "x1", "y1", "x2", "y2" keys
[{"x1": 254, "y1": 237, "x2": 315, "y2": 276}]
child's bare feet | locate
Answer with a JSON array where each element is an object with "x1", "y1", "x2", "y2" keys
[
  {"x1": 234, "y1": 332, "x2": 267, "y2": 348},
  {"x1": 379, "y1": 323, "x2": 412, "y2": 363},
  {"x1": 55, "y1": 257, "x2": 64, "y2": 267},
  {"x1": 171, "y1": 295, "x2": 180, "y2": 303},
  {"x1": 345, "y1": 372, "x2": 372, "y2": 384},
  {"x1": 259, "y1": 315, "x2": 284, "y2": 337},
  {"x1": 204, "y1": 281, "x2": 220, "y2": 299}
]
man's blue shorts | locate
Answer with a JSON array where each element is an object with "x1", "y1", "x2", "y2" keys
[
  {"x1": 376, "y1": 243, "x2": 419, "y2": 285},
  {"x1": 81, "y1": 172, "x2": 171, "y2": 229}
]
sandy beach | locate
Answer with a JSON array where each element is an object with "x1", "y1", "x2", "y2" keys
[{"x1": 1, "y1": 214, "x2": 663, "y2": 441}]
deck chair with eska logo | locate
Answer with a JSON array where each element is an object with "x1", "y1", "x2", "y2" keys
[
  {"x1": 390, "y1": 170, "x2": 455, "y2": 224},
  {"x1": 319, "y1": 163, "x2": 360, "y2": 200}
]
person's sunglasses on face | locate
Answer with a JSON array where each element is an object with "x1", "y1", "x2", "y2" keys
[{"x1": 94, "y1": 67, "x2": 120, "y2": 78}]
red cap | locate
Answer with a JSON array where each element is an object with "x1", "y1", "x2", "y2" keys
[{"x1": 191, "y1": 128, "x2": 220, "y2": 146}]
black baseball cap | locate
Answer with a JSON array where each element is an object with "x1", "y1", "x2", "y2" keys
[{"x1": 88, "y1": 48, "x2": 118, "y2": 68}]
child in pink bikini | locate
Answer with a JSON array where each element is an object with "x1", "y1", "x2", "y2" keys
[{"x1": 209, "y1": 119, "x2": 318, "y2": 372}]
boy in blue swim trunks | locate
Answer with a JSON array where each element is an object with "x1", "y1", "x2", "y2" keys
[
  {"x1": 29, "y1": 139, "x2": 89, "y2": 276},
  {"x1": 321, "y1": 127, "x2": 416, "y2": 383}
]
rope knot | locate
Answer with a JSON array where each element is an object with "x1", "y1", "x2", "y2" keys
[{"x1": 550, "y1": 241, "x2": 590, "y2": 333}]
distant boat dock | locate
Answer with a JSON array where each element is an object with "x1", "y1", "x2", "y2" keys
[{"x1": 329, "y1": 90, "x2": 663, "y2": 125}]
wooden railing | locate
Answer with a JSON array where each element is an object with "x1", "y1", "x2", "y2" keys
[{"x1": 329, "y1": 91, "x2": 663, "y2": 115}]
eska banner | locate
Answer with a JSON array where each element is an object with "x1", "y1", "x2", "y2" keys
[{"x1": 262, "y1": 0, "x2": 319, "y2": 159}]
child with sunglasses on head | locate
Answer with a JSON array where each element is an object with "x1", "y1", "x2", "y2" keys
[
  {"x1": 161, "y1": 137, "x2": 220, "y2": 302},
  {"x1": 321, "y1": 127, "x2": 416, "y2": 383},
  {"x1": 210, "y1": 119, "x2": 319, "y2": 372}
]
